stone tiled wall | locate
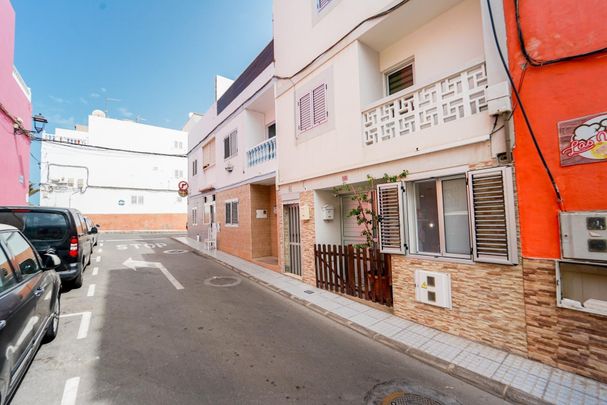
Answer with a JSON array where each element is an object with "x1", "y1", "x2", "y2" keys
[
  {"x1": 523, "y1": 258, "x2": 607, "y2": 383},
  {"x1": 87, "y1": 213, "x2": 186, "y2": 231},
  {"x1": 217, "y1": 184, "x2": 252, "y2": 260},
  {"x1": 300, "y1": 191, "x2": 316, "y2": 285},
  {"x1": 391, "y1": 256, "x2": 528, "y2": 355}
]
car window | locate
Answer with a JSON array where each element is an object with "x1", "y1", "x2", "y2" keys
[
  {"x1": 0, "y1": 232, "x2": 41, "y2": 276},
  {"x1": 74, "y1": 213, "x2": 84, "y2": 235},
  {"x1": 0, "y1": 211, "x2": 68, "y2": 241},
  {"x1": 0, "y1": 244, "x2": 16, "y2": 293}
]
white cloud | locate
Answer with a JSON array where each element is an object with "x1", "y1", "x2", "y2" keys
[
  {"x1": 79, "y1": 97, "x2": 88, "y2": 105},
  {"x1": 90, "y1": 92, "x2": 101, "y2": 98},
  {"x1": 118, "y1": 107, "x2": 134, "y2": 118},
  {"x1": 101, "y1": 87, "x2": 107, "y2": 93},
  {"x1": 49, "y1": 95, "x2": 68, "y2": 104},
  {"x1": 48, "y1": 113, "x2": 75, "y2": 128}
]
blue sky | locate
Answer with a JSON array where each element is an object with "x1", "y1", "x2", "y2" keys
[{"x1": 12, "y1": 0, "x2": 273, "y2": 133}]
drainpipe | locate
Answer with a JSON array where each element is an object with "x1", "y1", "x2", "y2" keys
[{"x1": 502, "y1": 112, "x2": 513, "y2": 164}]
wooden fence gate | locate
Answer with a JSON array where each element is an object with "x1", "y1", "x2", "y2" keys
[{"x1": 313, "y1": 244, "x2": 393, "y2": 307}]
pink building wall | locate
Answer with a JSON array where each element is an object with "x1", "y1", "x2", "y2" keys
[{"x1": 0, "y1": 0, "x2": 32, "y2": 205}]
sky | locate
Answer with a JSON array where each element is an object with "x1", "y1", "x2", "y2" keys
[{"x1": 12, "y1": 0, "x2": 273, "y2": 133}]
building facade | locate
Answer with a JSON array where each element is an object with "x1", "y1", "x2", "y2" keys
[
  {"x1": 40, "y1": 112, "x2": 187, "y2": 231},
  {"x1": 273, "y1": 0, "x2": 530, "y2": 354},
  {"x1": 0, "y1": 0, "x2": 33, "y2": 205},
  {"x1": 503, "y1": 0, "x2": 607, "y2": 383},
  {"x1": 185, "y1": 42, "x2": 278, "y2": 269}
]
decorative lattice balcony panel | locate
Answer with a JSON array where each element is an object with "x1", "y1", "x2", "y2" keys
[{"x1": 362, "y1": 63, "x2": 488, "y2": 146}]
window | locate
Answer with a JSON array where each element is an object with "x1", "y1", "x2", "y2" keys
[
  {"x1": 0, "y1": 244, "x2": 16, "y2": 292},
  {"x1": 174, "y1": 140, "x2": 183, "y2": 149},
  {"x1": 192, "y1": 159, "x2": 198, "y2": 176},
  {"x1": 224, "y1": 131, "x2": 238, "y2": 159},
  {"x1": 377, "y1": 183, "x2": 406, "y2": 254},
  {"x1": 267, "y1": 123, "x2": 276, "y2": 139},
  {"x1": 175, "y1": 169, "x2": 184, "y2": 179},
  {"x1": 0, "y1": 211, "x2": 68, "y2": 241},
  {"x1": 558, "y1": 262, "x2": 607, "y2": 316},
  {"x1": 77, "y1": 179, "x2": 84, "y2": 189},
  {"x1": 191, "y1": 207, "x2": 198, "y2": 226},
  {"x1": 137, "y1": 196, "x2": 144, "y2": 205},
  {"x1": 316, "y1": 0, "x2": 332, "y2": 11},
  {"x1": 298, "y1": 84, "x2": 327, "y2": 132},
  {"x1": 387, "y1": 63, "x2": 414, "y2": 95},
  {"x1": 203, "y1": 139, "x2": 216, "y2": 168},
  {"x1": 131, "y1": 195, "x2": 144, "y2": 205},
  {"x1": 0, "y1": 231, "x2": 41, "y2": 276},
  {"x1": 131, "y1": 195, "x2": 137, "y2": 204},
  {"x1": 225, "y1": 200, "x2": 239, "y2": 226}
]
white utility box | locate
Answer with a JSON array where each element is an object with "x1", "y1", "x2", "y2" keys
[
  {"x1": 321, "y1": 204, "x2": 335, "y2": 221},
  {"x1": 560, "y1": 211, "x2": 607, "y2": 261},
  {"x1": 415, "y1": 270, "x2": 452, "y2": 309},
  {"x1": 486, "y1": 81, "x2": 512, "y2": 115}
]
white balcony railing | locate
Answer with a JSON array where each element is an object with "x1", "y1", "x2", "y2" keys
[
  {"x1": 12, "y1": 66, "x2": 31, "y2": 102},
  {"x1": 247, "y1": 137, "x2": 276, "y2": 167},
  {"x1": 362, "y1": 62, "x2": 488, "y2": 146}
]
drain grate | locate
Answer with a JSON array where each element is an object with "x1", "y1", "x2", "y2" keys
[{"x1": 364, "y1": 380, "x2": 460, "y2": 405}]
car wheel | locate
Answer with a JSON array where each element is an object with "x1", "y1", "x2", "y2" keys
[
  {"x1": 43, "y1": 293, "x2": 60, "y2": 343},
  {"x1": 72, "y1": 271, "x2": 83, "y2": 288}
]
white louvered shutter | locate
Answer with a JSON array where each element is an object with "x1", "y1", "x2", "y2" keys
[
  {"x1": 298, "y1": 93, "x2": 312, "y2": 131},
  {"x1": 468, "y1": 167, "x2": 518, "y2": 265},
  {"x1": 377, "y1": 182, "x2": 406, "y2": 254},
  {"x1": 312, "y1": 84, "x2": 327, "y2": 126},
  {"x1": 317, "y1": 0, "x2": 332, "y2": 11}
]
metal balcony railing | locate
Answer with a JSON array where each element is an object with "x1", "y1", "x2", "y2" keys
[{"x1": 246, "y1": 137, "x2": 276, "y2": 167}]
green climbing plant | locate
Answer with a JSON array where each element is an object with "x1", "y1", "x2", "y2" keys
[{"x1": 333, "y1": 170, "x2": 408, "y2": 249}]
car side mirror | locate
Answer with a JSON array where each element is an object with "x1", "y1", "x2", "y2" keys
[
  {"x1": 90, "y1": 227, "x2": 98, "y2": 234},
  {"x1": 42, "y1": 253, "x2": 61, "y2": 270}
]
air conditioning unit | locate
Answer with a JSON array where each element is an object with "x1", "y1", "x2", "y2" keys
[{"x1": 415, "y1": 270, "x2": 452, "y2": 309}]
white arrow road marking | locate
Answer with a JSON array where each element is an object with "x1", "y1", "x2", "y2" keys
[
  {"x1": 60, "y1": 312, "x2": 92, "y2": 339},
  {"x1": 61, "y1": 377, "x2": 80, "y2": 405},
  {"x1": 123, "y1": 258, "x2": 184, "y2": 290}
]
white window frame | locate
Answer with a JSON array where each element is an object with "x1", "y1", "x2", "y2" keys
[
  {"x1": 377, "y1": 182, "x2": 406, "y2": 254},
  {"x1": 224, "y1": 130, "x2": 238, "y2": 160},
  {"x1": 297, "y1": 83, "x2": 328, "y2": 133},
  {"x1": 267, "y1": 122, "x2": 276, "y2": 140},
  {"x1": 385, "y1": 60, "x2": 415, "y2": 96},
  {"x1": 225, "y1": 199, "x2": 239, "y2": 227},
  {"x1": 191, "y1": 207, "x2": 198, "y2": 226},
  {"x1": 556, "y1": 261, "x2": 607, "y2": 317},
  {"x1": 408, "y1": 175, "x2": 472, "y2": 260}
]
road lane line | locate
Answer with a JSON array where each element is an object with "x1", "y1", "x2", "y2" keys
[
  {"x1": 87, "y1": 284, "x2": 96, "y2": 297},
  {"x1": 60, "y1": 312, "x2": 92, "y2": 339},
  {"x1": 157, "y1": 264, "x2": 184, "y2": 290},
  {"x1": 97, "y1": 248, "x2": 103, "y2": 253},
  {"x1": 92, "y1": 266, "x2": 98, "y2": 276},
  {"x1": 96, "y1": 256, "x2": 101, "y2": 263},
  {"x1": 103, "y1": 238, "x2": 170, "y2": 242},
  {"x1": 99, "y1": 243, "x2": 104, "y2": 247},
  {"x1": 61, "y1": 377, "x2": 80, "y2": 405}
]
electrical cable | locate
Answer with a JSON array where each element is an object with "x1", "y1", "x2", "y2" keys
[
  {"x1": 31, "y1": 136, "x2": 185, "y2": 158},
  {"x1": 486, "y1": 0, "x2": 563, "y2": 206},
  {"x1": 515, "y1": 0, "x2": 607, "y2": 66}
]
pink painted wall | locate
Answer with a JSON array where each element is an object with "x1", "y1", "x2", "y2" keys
[{"x1": 0, "y1": 0, "x2": 32, "y2": 205}]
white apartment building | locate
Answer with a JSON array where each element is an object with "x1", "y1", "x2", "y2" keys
[
  {"x1": 40, "y1": 111, "x2": 187, "y2": 231},
  {"x1": 185, "y1": 41, "x2": 278, "y2": 269},
  {"x1": 272, "y1": 0, "x2": 527, "y2": 355}
]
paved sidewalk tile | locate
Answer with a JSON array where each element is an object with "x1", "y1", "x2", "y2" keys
[{"x1": 174, "y1": 237, "x2": 607, "y2": 405}]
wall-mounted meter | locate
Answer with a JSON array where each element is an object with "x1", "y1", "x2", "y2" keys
[
  {"x1": 321, "y1": 204, "x2": 334, "y2": 221},
  {"x1": 560, "y1": 211, "x2": 607, "y2": 261}
]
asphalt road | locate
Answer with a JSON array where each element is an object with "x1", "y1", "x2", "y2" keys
[{"x1": 12, "y1": 233, "x2": 508, "y2": 404}]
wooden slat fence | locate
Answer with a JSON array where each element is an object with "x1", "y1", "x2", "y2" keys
[{"x1": 314, "y1": 244, "x2": 392, "y2": 307}]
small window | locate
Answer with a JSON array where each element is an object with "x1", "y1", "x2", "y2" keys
[
  {"x1": 224, "y1": 131, "x2": 238, "y2": 159},
  {"x1": 203, "y1": 139, "x2": 216, "y2": 168},
  {"x1": 387, "y1": 63, "x2": 414, "y2": 95},
  {"x1": 137, "y1": 196, "x2": 144, "y2": 205},
  {"x1": 191, "y1": 207, "x2": 198, "y2": 226},
  {"x1": 192, "y1": 159, "x2": 198, "y2": 176},
  {"x1": 298, "y1": 84, "x2": 327, "y2": 133},
  {"x1": 225, "y1": 201, "x2": 239, "y2": 226},
  {"x1": 559, "y1": 262, "x2": 607, "y2": 316},
  {"x1": 131, "y1": 195, "x2": 137, "y2": 205},
  {"x1": 175, "y1": 169, "x2": 183, "y2": 179},
  {"x1": 0, "y1": 231, "x2": 41, "y2": 276},
  {"x1": 267, "y1": 123, "x2": 276, "y2": 139}
]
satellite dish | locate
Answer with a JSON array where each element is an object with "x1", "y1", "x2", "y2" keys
[{"x1": 92, "y1": 109, "x2": 106, "y2": 118}]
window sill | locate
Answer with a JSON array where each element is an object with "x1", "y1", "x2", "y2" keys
[
  {"x1": 406, "y1": 254, "x2": 473, "y2": 265},
  {"x1": 225, "y1": 224, "x2": 239, "y2": 228},
  {"x1": 557, "y1": 300, "x2": 607, "y2": 318}
]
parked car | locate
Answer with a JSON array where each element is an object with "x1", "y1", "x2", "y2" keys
[
  {"x1": 0, "y1": 224, "x2": 62, "y2": 404},
  {"x1": 0, "y1": 207, "x2": 96, "y2": 288},
  {"x1": 84, "y1": 217, "x2": 100, "y2": 248}
]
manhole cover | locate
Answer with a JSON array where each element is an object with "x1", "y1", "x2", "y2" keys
[
  {"x1": 163, "y1": 249, "x2": 189, "y2": 254},
  {"x1": 364, "y1": 380, "x2": 461, "y2": 405},
  {"x1": 204, "y1": 276, "x2": 241, "y2": 287}
]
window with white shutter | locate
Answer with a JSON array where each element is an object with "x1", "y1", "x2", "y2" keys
[
  {"x1": 312, "y1": 84, "x2": 327, "y2": 125},
  {"x1": 298, "y1": 93, "x2": 312, "y2": 131},
  {"x1": 298, "y1": 83, "x2": 328, "y2": 134},
  {"x1": 467, "y1": 167, "x2": 518, "y2": 265},
  {"x1": 377, "y1": 182, "x2": 406, "y2": 254}
]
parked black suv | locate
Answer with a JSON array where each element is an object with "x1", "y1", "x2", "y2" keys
[
  {"x1": 0, "y1": 224, "x2": 62, "y2": 404},
  {"x1": 0, "y1": 207, "x2": 96, "y2": 288}
]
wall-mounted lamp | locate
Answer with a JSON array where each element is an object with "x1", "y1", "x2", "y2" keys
[{"x1": 14, "y1": 113, "x2": 47, "y2": 136}]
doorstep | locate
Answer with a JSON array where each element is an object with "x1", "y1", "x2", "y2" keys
[{"x1": 174, "y1": 236, "x2": 607, "y2": 405}]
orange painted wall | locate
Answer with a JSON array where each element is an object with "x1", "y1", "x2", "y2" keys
[{"x1": 504, "y1": 0, "x2": 607, "y2": 259}]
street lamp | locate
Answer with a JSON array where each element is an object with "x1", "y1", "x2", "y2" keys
[
  {"x1": 32, "y1": 113, "x2": 48, "y2": 134},
  {"x1": 13, "y1": 113, "x2": 47, "y2": 136}
]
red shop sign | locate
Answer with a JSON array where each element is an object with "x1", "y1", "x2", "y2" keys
[{"x1": 558, "y1": 112, "x2": 607, "y2": 167}]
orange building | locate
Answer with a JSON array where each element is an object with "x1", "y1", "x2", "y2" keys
[{"x1": 503, "y1": 0, "x2": 607, "y2": 383}]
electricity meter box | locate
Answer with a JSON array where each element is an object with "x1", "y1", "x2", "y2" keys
[
  {"x1": 321, "y1": 204, "x2": 334, "y2": 221},
  {"x1": 560, "y1": 211, "x2": 607, "y2": 261}
]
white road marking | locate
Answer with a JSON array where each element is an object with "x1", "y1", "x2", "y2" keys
[
  {"x1": 61, "y1": 377, "x2": 80, "y2": 405},
  {"x1": 123, "y1": 258, "x2": 184, "y2": 290},
  {"x1": 103, "y1": 238, "x2": 170, "y2": 242},
  {"x1": 59, "y1": 312, "x2": 92, "y2": 339},
  {"x1": 99, "y1": 243, "x2": 104, "y2": 247},
  {"x1": 97, "y1": 248, "x2": 103, "y2": 253},
  {"x1": 92, "y1": 266, "x2": 99, "y2": 276},
  {"x1": 96, "y1": 256, "x2": 101, "y2": 263},
  {"x1": 87, "y1": 284, "x2": 96, "y2": 297}
]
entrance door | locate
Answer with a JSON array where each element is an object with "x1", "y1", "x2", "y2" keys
[{"x1": 285, "y1": 204, "x2": 301, "y2": 276}]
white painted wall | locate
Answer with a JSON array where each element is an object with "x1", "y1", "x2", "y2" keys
[{"x1": 40, "y1": 114, "x2": 187, "y2": 214}]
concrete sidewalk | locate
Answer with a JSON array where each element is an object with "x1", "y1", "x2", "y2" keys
[{"x1": 175, "y1": 236, "x2": 607, "y2": 405}]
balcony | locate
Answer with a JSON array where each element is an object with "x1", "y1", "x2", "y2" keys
[
  {"x1": 12, "y1": 66, "x2": 31, "y2": 102},
  {"x1": 247, "y1": 137, "x2": 276, "y2": 167},
  {"x1": 362, "y1": 62, "x2": 487, "y2": 146}
]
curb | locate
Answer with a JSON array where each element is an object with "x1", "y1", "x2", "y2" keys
[{"x1": 176, "y1": 238, "x2": 551, "y2": 405}]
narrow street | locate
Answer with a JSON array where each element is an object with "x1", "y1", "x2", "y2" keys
[{"x1": 13, "y1": 233, "x2": 506, "y2": 404}]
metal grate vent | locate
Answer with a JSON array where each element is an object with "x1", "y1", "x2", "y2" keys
[{"x1": 470, "y1": 171, "x2": 508, "y2": 259}]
